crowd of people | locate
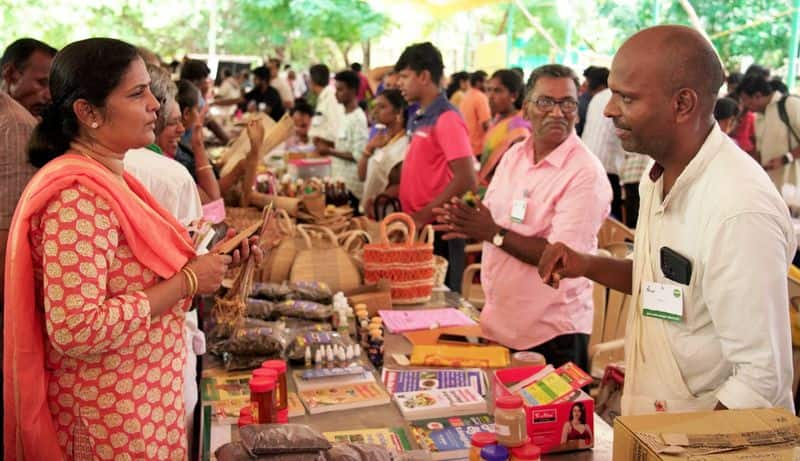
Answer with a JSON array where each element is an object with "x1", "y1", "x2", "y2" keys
[{"x1": 1, "y1": 23, "x2": 798, "y2": 460}]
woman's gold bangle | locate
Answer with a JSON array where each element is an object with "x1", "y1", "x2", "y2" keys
[
  {"x1": 181, "y1": 266, "x2": 198, "y2": 297},
  {"x1": 197, "y1": 164, "x2": 213, "y2": 172}
]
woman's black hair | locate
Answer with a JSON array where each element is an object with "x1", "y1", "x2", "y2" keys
[
  {"x1": 714, "y1": 97, "x2": 740, "y2": 121},
  {"x1": 176, "y1": 79, "x2": 200, "y2": 114},
  {"x1": 571, "y1": 402, "x2": 586, "y2": 424},
  {"x1": 737, "y1": 74, "x2": 783, "y2": 97},
  {"x1": 378, "y1": 89, "x2": 408, "y2": 126},
  {"x1": 28, "y1": 37, "x2": 140, "y2": 168},
  {"x1": 491, "y1": 69, "x2": 525, "y2": 110},
  {"x1": 446, "y1": 71, "x2": 469, "y2": 99}
]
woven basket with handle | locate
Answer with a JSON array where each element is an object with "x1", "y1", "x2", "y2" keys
[
  {"x1": 260, "y1": 209, "x2": 311, "y2": 283},
  {"x1": 338, "y1": 229, "x2": 372, "y2": 274},
  {"x1": 363, "y1": 213, "x2": 435, "y2": 304},
  {"x1": 289, "y1": 225, "x2": 362, "y2": 292}
]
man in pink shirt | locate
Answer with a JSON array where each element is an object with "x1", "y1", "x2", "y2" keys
[
  {"x1": 396, "y1": 42, "x2": 478, "y2": 292},
  {"x1": 460, "y1": 71, "x2": 492, "y2": 156},
  {"x1": 435, "y1": 64, "x2": 611, "y2": 370}
]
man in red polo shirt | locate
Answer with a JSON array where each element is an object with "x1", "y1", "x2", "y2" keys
[{"x1": 395, "y1": 42, "x2": 478, "y2": 291}]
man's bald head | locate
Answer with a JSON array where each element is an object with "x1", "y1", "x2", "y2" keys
[
  {"x1": 617, "y1": 25, "x2": 724, "y2": 109},
  {"x1": 605, "y1": 26, "x2": 724, "y2": 162}
]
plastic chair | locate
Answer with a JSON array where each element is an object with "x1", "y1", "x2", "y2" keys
[
  {"x1": 588, "y1": 250, "x2": 630, "y2": 380},
  {"x1": 460, "y1": 263, "x2": 485, "y2": 309},
  {"x1": 602, "y1": 241, "x2": 633, "y2": 259},
  {"x1": 372, "y1": 194, "x2": 401, "y2": 221},
  {"x1": 597, "y1": 217, "x2": 635, "y2": 248}
]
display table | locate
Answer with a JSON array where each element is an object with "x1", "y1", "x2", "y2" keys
[{"x1": 199, "y1": 291, "x2": 613, "y2": 460}]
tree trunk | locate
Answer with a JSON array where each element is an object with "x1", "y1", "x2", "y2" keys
[
  {"x1": 341, "y1": 44, "x2": 352, "y2": 67},
  {"x1": 362, "y1": 40, "x2": 371, "y2": 69}
]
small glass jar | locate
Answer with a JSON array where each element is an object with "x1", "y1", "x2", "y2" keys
[
  {"x1": 510, "y1": 442, "x2": 541, "y2": 461},
  {"x1": 249, "y1": 377, "x2": 275, "y2": 424},
  {"x1": 480, "y1": 444, "x2": 509, "y2": 461},
  {"x1": 261, "y1": 360, "x2": 288, "y2": 411},
  {"x1": 470, "y1": 432, "x2": 497, "y2": 461},
  {"x1": 494, "y1": 395, "x2": 527, "y2": 448}
]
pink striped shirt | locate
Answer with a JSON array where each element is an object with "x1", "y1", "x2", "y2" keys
[{"x1": 480, "y1": 132, "x2": 611, "y2": 350}]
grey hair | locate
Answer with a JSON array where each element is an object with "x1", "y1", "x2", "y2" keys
[
  {"x1": 526, "y1": 64, "x2": 580, "y2": 94},
  {"x1": 146, "y1": 63, "x2": 177, "y2": 135}
]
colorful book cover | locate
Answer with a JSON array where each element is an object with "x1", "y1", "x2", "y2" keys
[
  {"x1": 556, "y1": 362, "x2": 593, "y2": 388},
  {"x1": 199, "y1": 371, "x2": 252, "y2": 423},
  {"x1": 288, "y1": 391, "x2": 305, "y2": 417},
  {"x1": 410, "y1": 414, "x2": 494, "y2": 459},
  {"x1": 394, "y1": 386, "x2": 486, "y2": 420},
  {"x1": 520, "y1": 372, "x2": 574, "y2": 406},
  {"x1": 381, "y1": 368, "x2": 487, "y2": 396},
  {"x1": 409, "y1": 345, "x2": 510, "y2": 368},
  {"x1": 299, "y1": 382, "x2": 390, "y2": 414},
  {"x1": 324, "y1": 427, "x2": 413, "y2": 452}
]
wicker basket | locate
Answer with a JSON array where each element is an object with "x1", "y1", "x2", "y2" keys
[
  {"x1": 289, "y1": 225, "x2": 362, "y2": 292},
  {"x1": 224, "y1": 206, "x2": 263, "y2": 231},
  {"x1": 363, "y1": 213, "x2": 435, "y2": 304},
  {"x1": 260, "y1": 209, "x2": 310, "y2": 283},
  {"x1": 339, "y1": 229, "x2": 372, "y2": 274},
  {"x1": 241, "y1": 114, "x2": 295, "y2": 207}
]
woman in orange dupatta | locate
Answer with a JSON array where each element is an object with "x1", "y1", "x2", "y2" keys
[
  {"x1": 3, "y1": 38, "x2": 242, "y2": 461},
  {"x1": 478, "y1": 69, "x2": 531, "y2": 190}
]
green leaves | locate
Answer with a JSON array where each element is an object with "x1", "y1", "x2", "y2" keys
[{"x1": 0, "y1": 0, "x2": 389, "y2": 67}]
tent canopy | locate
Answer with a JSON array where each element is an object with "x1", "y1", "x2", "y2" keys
[{"x1": 398, "y1": 0, "x2": 508, "y2": 17}]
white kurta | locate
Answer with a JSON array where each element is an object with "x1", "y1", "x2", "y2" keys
[
  {"x1": 309, "y1": 85, "x2": 345, "y2": 144},
  {"x1": 755, "y1": 92, "x2": 800, "y2": 189},
  {"x1": 624, "y1": 124, "x2": 796, "y2": 415}
]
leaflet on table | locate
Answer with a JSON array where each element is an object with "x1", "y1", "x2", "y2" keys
[
  {"x1": 381, "y1": 368, "x2": 488, "y2": 396},
  {"x1": 410, "y1": 414, "x2": 494, "y2": 460},
  {"x1": 323, "y1": 427, "x2": 413, "y2": 452},
  {"x1": 378, "y1": 308, "x2": 476, "y2": 333}
]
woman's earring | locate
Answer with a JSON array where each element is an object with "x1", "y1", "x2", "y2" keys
[{"x1": 91, "y1": 122, "x2": 99, "y2": 129}]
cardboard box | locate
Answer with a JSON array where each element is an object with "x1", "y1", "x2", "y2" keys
[
  {"x1": 613, "y1": 408, "x2": 800, "y2": 460},
  {"x1": 494, "y1": 365, "x2": 595, "y2": 454}
]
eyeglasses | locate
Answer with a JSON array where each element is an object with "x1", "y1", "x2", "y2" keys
[{"x1": 528, "y1": 97, "x2": 578, "y2": 114}]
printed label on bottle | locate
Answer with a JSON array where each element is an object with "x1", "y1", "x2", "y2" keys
[
  {"x1": 495, "y1": 424, "x2": 511, "y2": 436},
  {"x1": 251, "y1": 401, "x2": 259, "y2": 422}
]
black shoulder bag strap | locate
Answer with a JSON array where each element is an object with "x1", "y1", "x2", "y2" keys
[{"x1": 778, "y1": 94, "x2": 800, "y2": 149}]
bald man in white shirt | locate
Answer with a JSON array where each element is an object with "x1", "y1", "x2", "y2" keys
[{"x1": 539, "y1": 25, "x2": 796, "y2": 416}]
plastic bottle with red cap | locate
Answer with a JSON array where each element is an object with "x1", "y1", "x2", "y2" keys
[
  {"x1": 238, "y1": 406, "x2": 254, "y2": 427},
  {"x1": 261, "y1": 360, "x2": 288, "y2": 414},
  {"x1": 249, "y1": 377, "x2": 275, "y2": 424},
  {"x1": 494, "y1": 395, "x2": 527, "y2": 448},
  {"x1": 510, "y1": 442, "x2": 541, "y2": 461},
  {"x1": 470, "y1": 432, "x2": 497, "y2": 461}
]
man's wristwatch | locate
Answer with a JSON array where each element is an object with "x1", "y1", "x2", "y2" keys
[
  {"x1": 784, "y1": 152, "x2": 794, "y2": 165},
  {"x1": 492, "y1": 227, "x2": 508, "y2": 247}
]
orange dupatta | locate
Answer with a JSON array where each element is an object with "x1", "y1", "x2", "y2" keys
[{"x1": 3, "y1": 151, "x2": 195, "y2": 460}]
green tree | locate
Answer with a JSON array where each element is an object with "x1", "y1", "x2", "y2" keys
[
  {"x1": 597, "y1": 0, "x2": 795, "y2": 70},
  {"x1": 221, "y1": 0, "x2": 390, "y2": 67},
  {"x1": 0, "y1": 0, "x2": 390, "y2": 68}
]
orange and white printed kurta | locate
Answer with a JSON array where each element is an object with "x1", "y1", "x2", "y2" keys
[{"x1": 29, "y1": 183, "x2": 188, "y2": 460}]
